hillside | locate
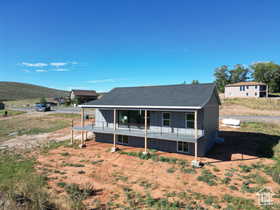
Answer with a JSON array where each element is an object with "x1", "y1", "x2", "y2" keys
[{"x1": 0, "y1": 82, "x2": 69, "y2": 101}]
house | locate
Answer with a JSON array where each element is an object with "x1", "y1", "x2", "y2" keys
[
  {"x1": 224, "y1": 81, "x2": 268, "y2": 98},
  {"x1": 70, "y1": 89, "x2": 98, "y2": 104},
  {"x1": 0, "y1": 102, "x2": 4, "y2": 110},
  {"x1": 75, "y1": 83, "x2": 220, "y2": 162}
]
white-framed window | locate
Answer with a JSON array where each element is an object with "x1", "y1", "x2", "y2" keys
[
  {"x1": 162, "y1": 112, "x2": 171, "y2": 127},
  {"x1": 255, "y1": 85, "x2": 258, "y2": 89},
  {"x1": 246, "y1": 85, "x2": 249, "y2": 89},
  {"x1": 117, "y1": 135, "x2": 128, "y2": 144},
  {"x1": 185, "y1": 112, "x2": 195, "y2": 128},
  {"x1": 177, "y1": 141, "x2": 190, "y2": 153}
]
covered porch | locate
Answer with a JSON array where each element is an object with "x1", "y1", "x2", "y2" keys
[{"x1": 74, "y1": 106, "x2": 203, "y2": 163}]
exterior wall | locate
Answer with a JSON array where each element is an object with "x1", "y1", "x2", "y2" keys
[
  {"x1": 225, "y1": 85, "x2": 267, "y2": 98},
  {"x1": 93, "y1": 91, "x2": 220, "y2": 157},
  {"x1": 201, "y1": 91, "x2": 219, "y2": 155},
  {"x1": 94, "y1": 132, "x2": 208, "y2": 156}
]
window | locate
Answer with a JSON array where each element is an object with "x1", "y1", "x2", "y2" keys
[
  {"x1": 246, "y1": 85, "x2": 249, "y2": 89},
  {"x1": 118, "y1": 110, "x2": 150, "y2": 128},
  {"x1": 255, "y1": 85, "x2": 258, "y2": 89},
  {"x1": 185, "y1": 113, "x2": 195, "y2": 128},
  {"x1": 240, "y1": 86, "x2": 245, "y2": 91},
  {"x1": 117, "y1": 135, "x2": 128, "y2": 144},
  {"x1": 255, "y1": 92, "x2": 257, "y2": 96},
  {"x1": 246, "y1": 93, "x2": 248, "y2": 96},
  {"x1": 177, "y1": 141, "x2": 189, "y2": 153},
  {"x1": 162, "y1": 112, "x2": 170, "y2": 127}
]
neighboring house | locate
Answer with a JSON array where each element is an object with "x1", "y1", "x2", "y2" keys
[
  {"x1": 0, "y1": 102, "x2": 4, "y2": 110},
  {"x1": 76, "y1": 83, "x2": 220, "y2": 159},
  {"x1": 70, "y1": 89, "x2": 98, "y2": 104},
  {"x1": 225, "y1": 81, "x2": 268, "y2": 98}
]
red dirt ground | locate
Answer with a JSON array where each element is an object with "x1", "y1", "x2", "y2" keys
[{"x1": 36, "y1": 126, "x2": 280, "y2": 209}]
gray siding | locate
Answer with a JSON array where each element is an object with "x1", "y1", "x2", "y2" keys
[
  {"x1": 95, "y1": 132, "x2": 208, "y2": 156},
  {"x1": 201, "y1": 92, "x2": 219, "y2": 155}
]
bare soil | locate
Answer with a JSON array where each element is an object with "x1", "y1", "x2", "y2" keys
[{"x1": 35, "y1": 125, "x2": 280, "y2": 209}]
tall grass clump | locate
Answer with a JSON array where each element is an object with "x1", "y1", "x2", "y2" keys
[{"x1": 0, "y1": 150, "x2": 58, "y2": 210}]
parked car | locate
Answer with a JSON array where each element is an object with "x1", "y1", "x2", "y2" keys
[{"x1": 35, "y1": 103, "x2": 51, "y2": 112}]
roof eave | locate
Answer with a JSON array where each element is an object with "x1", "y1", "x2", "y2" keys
[{"x1": 78, "y1": 105, "x2": 202, "y2": 109}]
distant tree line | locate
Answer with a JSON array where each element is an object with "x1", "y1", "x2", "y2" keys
[{"x1": 214, "y1": 61, "x2": 280, "y2": 93}]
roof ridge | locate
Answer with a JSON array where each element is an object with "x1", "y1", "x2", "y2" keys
[{"x1": 113, "y1": 83, "x2": 215, "y2": 89}]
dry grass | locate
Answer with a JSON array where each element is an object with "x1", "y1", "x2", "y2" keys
[
  {"x1": 222, "y1": 98, "x2": 280, "y2": 111},
  {"x1": 0, "y1": 109, "x2": 26, "y2": 117},
  {"x1": 0, "y1": 114, "x2": 76, "y2": 142}
]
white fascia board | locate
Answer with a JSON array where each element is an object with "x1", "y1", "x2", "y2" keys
[{"x1": 78, "y1": 105, "x2": 201, "y2": 109}]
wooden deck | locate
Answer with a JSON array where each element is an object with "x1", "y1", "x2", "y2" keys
[{"x1": 73, "y1": 125, "x2": 204, "y2": 143}]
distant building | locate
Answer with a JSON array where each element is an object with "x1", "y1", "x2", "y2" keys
[
  {"x1": 70, "y1": 89, "x2": 98, "y2": 104},
  {"x1": 0, "y1": 102, "x2": 5, "y2": 110},
  {"x1": 225, "y1": 82, "x2": 268, "y2": 98}
]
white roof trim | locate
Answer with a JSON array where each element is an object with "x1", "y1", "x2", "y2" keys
[{"x1": 78, "y1": 105, "x2": 201, "y2": 109}]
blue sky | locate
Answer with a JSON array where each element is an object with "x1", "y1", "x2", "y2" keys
[{"x1": 1, "y1": 0, "x2": 280, "y2": 92}]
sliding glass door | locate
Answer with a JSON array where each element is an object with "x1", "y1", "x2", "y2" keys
[{"x1": 118, "y1": 110, "x2": 150, "y2": 129}]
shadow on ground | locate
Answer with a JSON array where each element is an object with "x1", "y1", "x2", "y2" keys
[{"x1": 206, "y1": 131, "x2": 280, "y2": 163}]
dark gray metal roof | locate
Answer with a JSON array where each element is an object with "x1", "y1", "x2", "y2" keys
[{"x1": 82, "y1": 83, "x2": 219, "y2": 108}]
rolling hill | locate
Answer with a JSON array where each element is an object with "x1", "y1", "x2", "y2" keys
[{"x1": 0, "y1": 82, "x2": 69, "y2": 101}]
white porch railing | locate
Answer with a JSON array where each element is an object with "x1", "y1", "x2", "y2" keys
[{"x1": 92, "y1": 121, "x2": 204, "y2": 138}]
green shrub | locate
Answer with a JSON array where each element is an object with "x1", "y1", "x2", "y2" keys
[
  {"x1": 181, "y1": 167, "x2": 196, "y2": 174},
  {"x1": 167, "y1": 167, "x2": 176, "y2": 173},
  {"x1": 78, "y1": 170, "x2": 85, "y2": 174},
  {"x1": 229, "y1": 185, "x2": 238, "y2": 191},
  {"x1": 197, "y1": 169, "x2": 217, "y2": 186},
  {"x1": 65, "y1": 183, "x2": 95, "y2": 201},
  {"x1": 64, "y1": 163, "x2": 85, "y2": 167},
  {"x1": 60, "y1": 152, "x2": 70, "y2": 156},
  {"x1": 91, "y1": 160, "x2": 104, "y2": 165},
  {"x1": 221, "y1": 177, "x2": 231, "y2": 185},
  {"x1": 272, "y1": 161, "x2": 280, "y2": 184},
  {"x1": 57, "y1": 182, "x2": 66, "y2": 188},
  {"x1": 239, "y1": 165, "x2": 252, "y2": 173},
  {"x1": 222, "y1": 194, "x2": 257, "y2": 209}
]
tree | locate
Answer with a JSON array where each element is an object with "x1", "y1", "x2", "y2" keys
[
  {"x1": 214, "y1": 65, "x2": 230, "y2": 93},
  {"x1": 229, "y1": 64, "x2": 249, "y2": 83},
  {"x1": 251, "y1": 62, "x2": 280, "y2": 92},
  {"x1": 39, "y1": 97, "x2": 47, "y2": 104},
  {"x1": 191, "y1": 80, "x2": 199, "y2": 84}
]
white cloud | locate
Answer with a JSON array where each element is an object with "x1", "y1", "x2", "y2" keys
[
  {"x1": 49, "y1": 62, "x2": 67, "y2": 67},
  {"x1": 66, "y1": 86, "x2": 89, "y2": 91},
  {"x1": 22, "y1": 62, "x2": 48, "y2": 67},
  {"x1": 22, "y1": 69, "x2": 31, "y2": 73},
  {"x1": 52, "y1": 68, "x2": 69, "y2": 72},
  {"x1": 35, "y1": 69, "x2": 48, "y2": 72},
  {"x1": 71, "y1": 61, "x2": 78, "y2": 65},
  {"x1": 87, "y1": 79, "x2": 116, "y2": 84}
]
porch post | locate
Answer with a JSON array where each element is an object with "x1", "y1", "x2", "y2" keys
[
  {"x1": 194, "y1": 110, "x2": 198, "y2": 161},
  {"x1": 111, "y1": 108, "x2": 117, "y2": 152},
  {"x1": 71, "y1": 120, "x2": 74, "y2": 145},
  {"x1": 79, "y1": 108, "x2": 86, "y2": 147},
  {"x1": 143, "y1": 109, "x2": 148, "y2": 154}
]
